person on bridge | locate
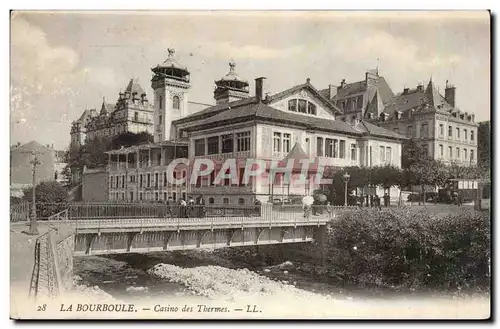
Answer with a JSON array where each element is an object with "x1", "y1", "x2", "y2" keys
[
  {"x1": 166, "y1": 196, "x2": 174, "y2": 218},
  {"x1": 187, "y1": 196, "x2": 195, "y2": 217},
  {"x1": 179, "y1": 198, "x2": 188, "y2": 218}
]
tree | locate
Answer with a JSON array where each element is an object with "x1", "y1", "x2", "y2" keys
[
  {"x1": 22, "y1": 181, "x2": 69, "y2": 219},
  {"x1": 406, "y1": 159, "x2": 448, "y2": 204},
  {"x1": 110, "y1": 131, "x2": 153, "y2": 149},
  {"x1": 477, "y1": 121, "x2": 491, "y2": 179},
  {"x1": 402, "y1": 139, "x2": 430, "y2": 169},
  {"x1": 81, "y1": 136, "x2": 111, "y2": 169}
]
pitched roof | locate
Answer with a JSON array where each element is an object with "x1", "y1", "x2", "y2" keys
[
  {"x1": 125, "y1": 78, "x2": 146, "y2": 95},
  {"x1": 357, "y1": 121, "x2": 408, "y2": 140},
  {"x1": 75, "y1": 109, "x2": 91, "y2": 124},
  {"x1": 322, "y1": 76, "x2": 394, "y2": 105},
  {"x1": 175, "y1": 96, "x2": 256, "y2": 124},
  {"x1": 180, "y1": 101, "x2": 363, "y2": 136},
  {"x1": 382, "y1": 80, "x2": 453, "y2": 117}
]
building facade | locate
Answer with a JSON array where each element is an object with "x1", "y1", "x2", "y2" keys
[
  {"x1": 371, "y1": 80, "x2": 478, "y2": 166},
  {"x1": 105, "y1": 54, "x2": 407, "y2": 205},
  {"x1": 321, "y1": 71, "x2": 478, "y2": 166},
  {"x1": 70, "y1": 78, "x2": 155, "y2": 149}
]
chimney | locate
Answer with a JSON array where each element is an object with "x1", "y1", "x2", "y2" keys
[
  {"x1": 416, "y1": 83, "x2": 423, "y2": 92},
  {"x1": 340, "y1": 79, "x2": 346, "y2": 89},
  {"x1": 403, "y1": 87, "x2": 409, "y2": 95},
  {"x1": 328, "y1": 84, "x2": 337, "y2": 99},
  {"x1": 445, "y1": 81, "x2": 456, "y2": 107},
  {"x1": 255, "y1": 77, "x2": 266, "y2": 103}
]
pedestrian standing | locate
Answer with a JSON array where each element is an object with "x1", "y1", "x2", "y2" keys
[
  {"x1": 179, "y1": 198, "x2": 187, "y2": 218},
  {"x1": 166, "y1": 196, "x2": 173, "y2": 218},
  {"x1": 198, "y1": 196, "x2": 206, "y2": 218},
  {"x1": 188, "y1": 196, "x2": 195, "y2": 217},
  {"x1": 383, "y1": 193, "x2": 390, "y2": 207}
]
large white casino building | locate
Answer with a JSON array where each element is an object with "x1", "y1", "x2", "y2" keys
[{"x1": 106, "y1": 49, "x2": 407, "y2": 205}]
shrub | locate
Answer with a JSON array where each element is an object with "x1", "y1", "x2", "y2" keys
[
  {"x1": 22, "y1": 181, "x2": 69, "y2": 219},
  {"x1": 326, "y1": 208, "x2": 490, "y2": 293}
]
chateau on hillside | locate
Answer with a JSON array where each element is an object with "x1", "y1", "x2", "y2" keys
[{"x1": 70, "y1": 78, "x2": 155, "y2": 149}]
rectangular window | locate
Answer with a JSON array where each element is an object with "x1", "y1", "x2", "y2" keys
[
  {"x1": 471, "y1": 130, "x2": 474, "y2": 141},
  {"x1": 325, "y1": 138, "x2": 333, "y2": 157},
  {"x1": 448, "y1": 125, "x2": 453, "y2": 138},
  {"x1": 236, "y1": 131, "x2": 250, "y2": 152},
  {"x1": 464, "y1": 129, "x2": 468, "y2": 141},
  {"x1": 273, "y1": 132, "x2": 282, "y2": 152},
  {"x1": 298, "y1": 99, "x2": 307, "y2": 113},
  {"x1": 130, "y1": 192, "x2": 134, "y2": 202},
  {"x1": 407, "y1": 126, "x2": 413, "y2": 138},
  {"x1": 122, "y1": 175, "x2": 125, "y2": 188},
  {"x1": 339, "y1": 140, "x2": 345, "y2": 159},
  {"x1": 332, "y1": 139, "x2": 338, "y2": 158},
  {"x1": 159, "y1": 114, "x2": 163, "y2": 125},
  {"x1": 463, "y1": 148, "x2": 467, "y2": 161},
  {"x1": 380, "y1": 146, "x2": 386, "y2": 162},
  {"x1": 470, "y1": 150, "x2": 474, "y2": 161},
  {"x1": 423, "y1": 144, "x2": 429, "y2": 157},
  {"x1": 350, "y1": 143, "x2": 356, "y2": 161},
  {"x1": 386, "y1": 147, "x2": 392, "y2": 163},
  {"x1": 207, "y1": 136, "x2": 219, "y2": 155},
  {"x1": 456, "y1": 127, "x2": 460, "y2": 139},
  {"x1": 110, "y1": 176, "x2": 114, "y2": 189},
  {"x1": 172, "y1": 192, "x2": 177, "y2": 202},
  {"x1": 147, "y1": 173, "x2": 151, "y2": 188},
  {"x1": 139, "y1": 174, "x2": 143, "y2": 188},
  {"x1": 317, "y1": 137, "x2": 324, "y2": 156},
  {"x1": 439, "y1": 144, "x2": 444, "y2": 157},
  {"x1": 155, "y1": 192, "x2": 159, "y2": 201},
  {"x1": 456, "y1": 148, "x2": 460, "y2": 159},
  {"x1": 307, "y1": 102, "x2": 317, "y2": 115},
  {"x1": 288, "y1": 99, "x2": 297, "y2": 112},
  {"x1": 439, "y1": 124, "x2": 444, "y2": 136},
  {"x1": 194, "y1": 139, "x2": 206, "y2": 156},
  {"x1": 155, "y1": 172, "x2": 159, "y2": 188},
  {"x1": 163, "y1": 172, "x2": 167, "y2": 186},
  {"x1": 283, "y1": 133, "x2": 291, "y2": 153},
  {"x1": 139, "y1": 192, "x2": 143, "y2": 201},
  {"x1": 221, "y1": 134, "x2": 234, "y2": 154},
  {"x1": 421, "y1": 123, "x2": 428, "y2": 138}
]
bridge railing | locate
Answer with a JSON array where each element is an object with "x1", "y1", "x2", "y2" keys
[{"x1": 11, "y1": 202, "x2": 357, "y2": 223}]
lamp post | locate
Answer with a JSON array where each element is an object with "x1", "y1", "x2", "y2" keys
[
  {"x1": 28, "y1": 151, "x2": 41, "y2": 235},
  {"x1": 343, "y1": 172, "x2": 351, "y2": 207}
]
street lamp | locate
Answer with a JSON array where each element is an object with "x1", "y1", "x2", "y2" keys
[
  {"x1": 343, "y1": 172, "x2": 351, "y2": 207},
  {"x1": 28, "y1": 151, "x2": 41, "y2": 235}
]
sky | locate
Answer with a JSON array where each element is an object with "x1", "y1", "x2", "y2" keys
[{"x1": 10, "y1": 11, "x2": 490, "y2": 150}]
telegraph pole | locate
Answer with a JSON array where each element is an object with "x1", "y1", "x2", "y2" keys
[{"x1": 22, "y1": 150, "x2": 41, "y2": 235}]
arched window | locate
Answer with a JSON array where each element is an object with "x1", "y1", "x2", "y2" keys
[
  {"x1": 238, "y1": 198, "x2": 245, "y2": 205},
  {"x1": 209, "y1": 197, "x2": 215, "y2": 204},
  {"x1": 173, "y1": 96, "x2": 180, "y2": 110}
]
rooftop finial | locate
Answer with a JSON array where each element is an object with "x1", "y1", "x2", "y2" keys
[
  {"x1": 229, "y1": 60, "x2": 235, "y2": 72},
  {"x1": 376, "y1": 57, "x2": 380, "y2": 75},
  {"x1": 167, "y1": 48, "x2": 175, "y2": 58}
]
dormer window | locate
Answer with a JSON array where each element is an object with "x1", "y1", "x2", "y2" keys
[{"x1": 288, "y1": 98, "x2": 317, "y2": 116}]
